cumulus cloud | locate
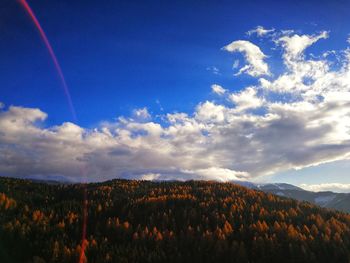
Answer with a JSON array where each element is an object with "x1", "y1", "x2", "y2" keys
[
  {"x1": 277, "y1": 31, "x2": 328, "y2": 62},
  {"x1": 222, "y1": 40, "x2": 270, "y2": 77},
  {"x1": 261, "y1": 31, "x2": 332, "y2": 96},
  {"x1": 300, "y1": 183, "x2": 350, "y2": 193},
  {"x1": 211, "y1": 84, "x2": 226, "y2": 95},
  {"x1": 1, "y1": 28, "x2": 350, "y2": 182},
  {"x1": 195, "y1": 101, "x2": 226, "y2": 123},
  {"x1": 247, "y1": 26, "x2": 275, "y2": 37},
  {"x1": 229, "y1": 87, "x2": 264, "y2": 111}
]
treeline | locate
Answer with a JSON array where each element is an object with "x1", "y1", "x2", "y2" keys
[{"x1": 0, "y1": 177, "x2": 350, "y2": 263}]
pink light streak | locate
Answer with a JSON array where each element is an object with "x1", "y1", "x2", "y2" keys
[
  {"x1": 19, "y1": 1, "x2": 87, "y2": 262},
  {"x1": 19, "y1": 0, "x2": 77, "y2": 121}
]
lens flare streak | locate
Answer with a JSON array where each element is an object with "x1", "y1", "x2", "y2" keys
[
  {"x1": 19, "y1": 0, "x2": 77, "y2": 120},
  {"x1": 19, "y1": 1, "x2": 87, "y2": 262}
]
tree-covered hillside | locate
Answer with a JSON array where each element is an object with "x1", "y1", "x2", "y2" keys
[{"x1": 0, "y1": 177, "x2": 350, "y2": 263}]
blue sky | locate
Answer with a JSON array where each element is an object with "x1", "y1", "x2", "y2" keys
[
  {"x1": 1, "y1": 0, "x2": 349, "y2": 125},
  {"x1": 1, "y1": 0, "x2": 350, "y2": 191}
]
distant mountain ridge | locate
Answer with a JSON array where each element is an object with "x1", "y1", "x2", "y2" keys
[
  {"x1": 9, "y1": 176, "x2": 350, "y2": 213},
  {"x1": 232, "y1": 181, "x2": 350, "y2": 213}
]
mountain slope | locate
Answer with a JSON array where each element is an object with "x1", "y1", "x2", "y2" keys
[
  {"x1": 0, "y1": 177, "x2": 350, "y2": 263},
  {"x1": 232, "y1": 181, "x2": 350, "y2": 213}
]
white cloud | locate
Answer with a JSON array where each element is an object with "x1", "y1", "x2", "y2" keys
[
  {"x1": 348, "y1": 35, "x2": 350, "y2": 44},
  {"x1": 211, "y1": 84, "x2": 226, "y2": 95},
  {"x1": 1, "y1": 28, "x2": 350, "y2": 183},
  {"x1": 132, "y1": 107, "x2": 151, "y2": 121},
  {"x1": 277, "y1": 31, "x2": 329, "y2": 62},
  {"x1": 140, "y1": 173, "x2": 161, "y2": 181},
  {"x1": 232, "y1": 60, "x2": 240, "y2": 69},
  {"x1": 222, "y1": 40, "x2": 270, "y2": 77},
  {"x1": 195, "y1": 101, "x2": 227, "y2": 123},
  {"x1": 247, "y1": 26, "x2": 275, "y2": 37},
  {"x1": 300, "y1": 183, "x2": 350, "y2": 193},
  {"x1": 229, "y1": 87, "x2": 264, "y2": 111},
  {"x1": 262, "y1": 31, "x2": 332, "y2": 96},
  {"x1": 183, "y1": 167, "x2": 249, "y2": 182}
]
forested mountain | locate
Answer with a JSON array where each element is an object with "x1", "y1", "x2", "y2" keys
[
  {"x1": 1, "y1": 177, "x2": 350, "y2": 263},
  {"x1": 261, "y1": 187, "x2": 350, "y2": 213}
]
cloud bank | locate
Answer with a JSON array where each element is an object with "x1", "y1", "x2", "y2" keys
[
  {"x1": 300, "y1": 183, "x2": 350, "y2": 193},
  {"x1": 1, "y1": 28, "x2": 350, "y2": 182}
]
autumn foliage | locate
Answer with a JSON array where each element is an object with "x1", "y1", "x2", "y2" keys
[{"x1": 0, "y1": 177, "x2": 350, "y2": 263}]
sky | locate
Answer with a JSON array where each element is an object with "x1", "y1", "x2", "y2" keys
[{"x1": 1, "y1": 0, "x2": 350, "y2": 192}]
